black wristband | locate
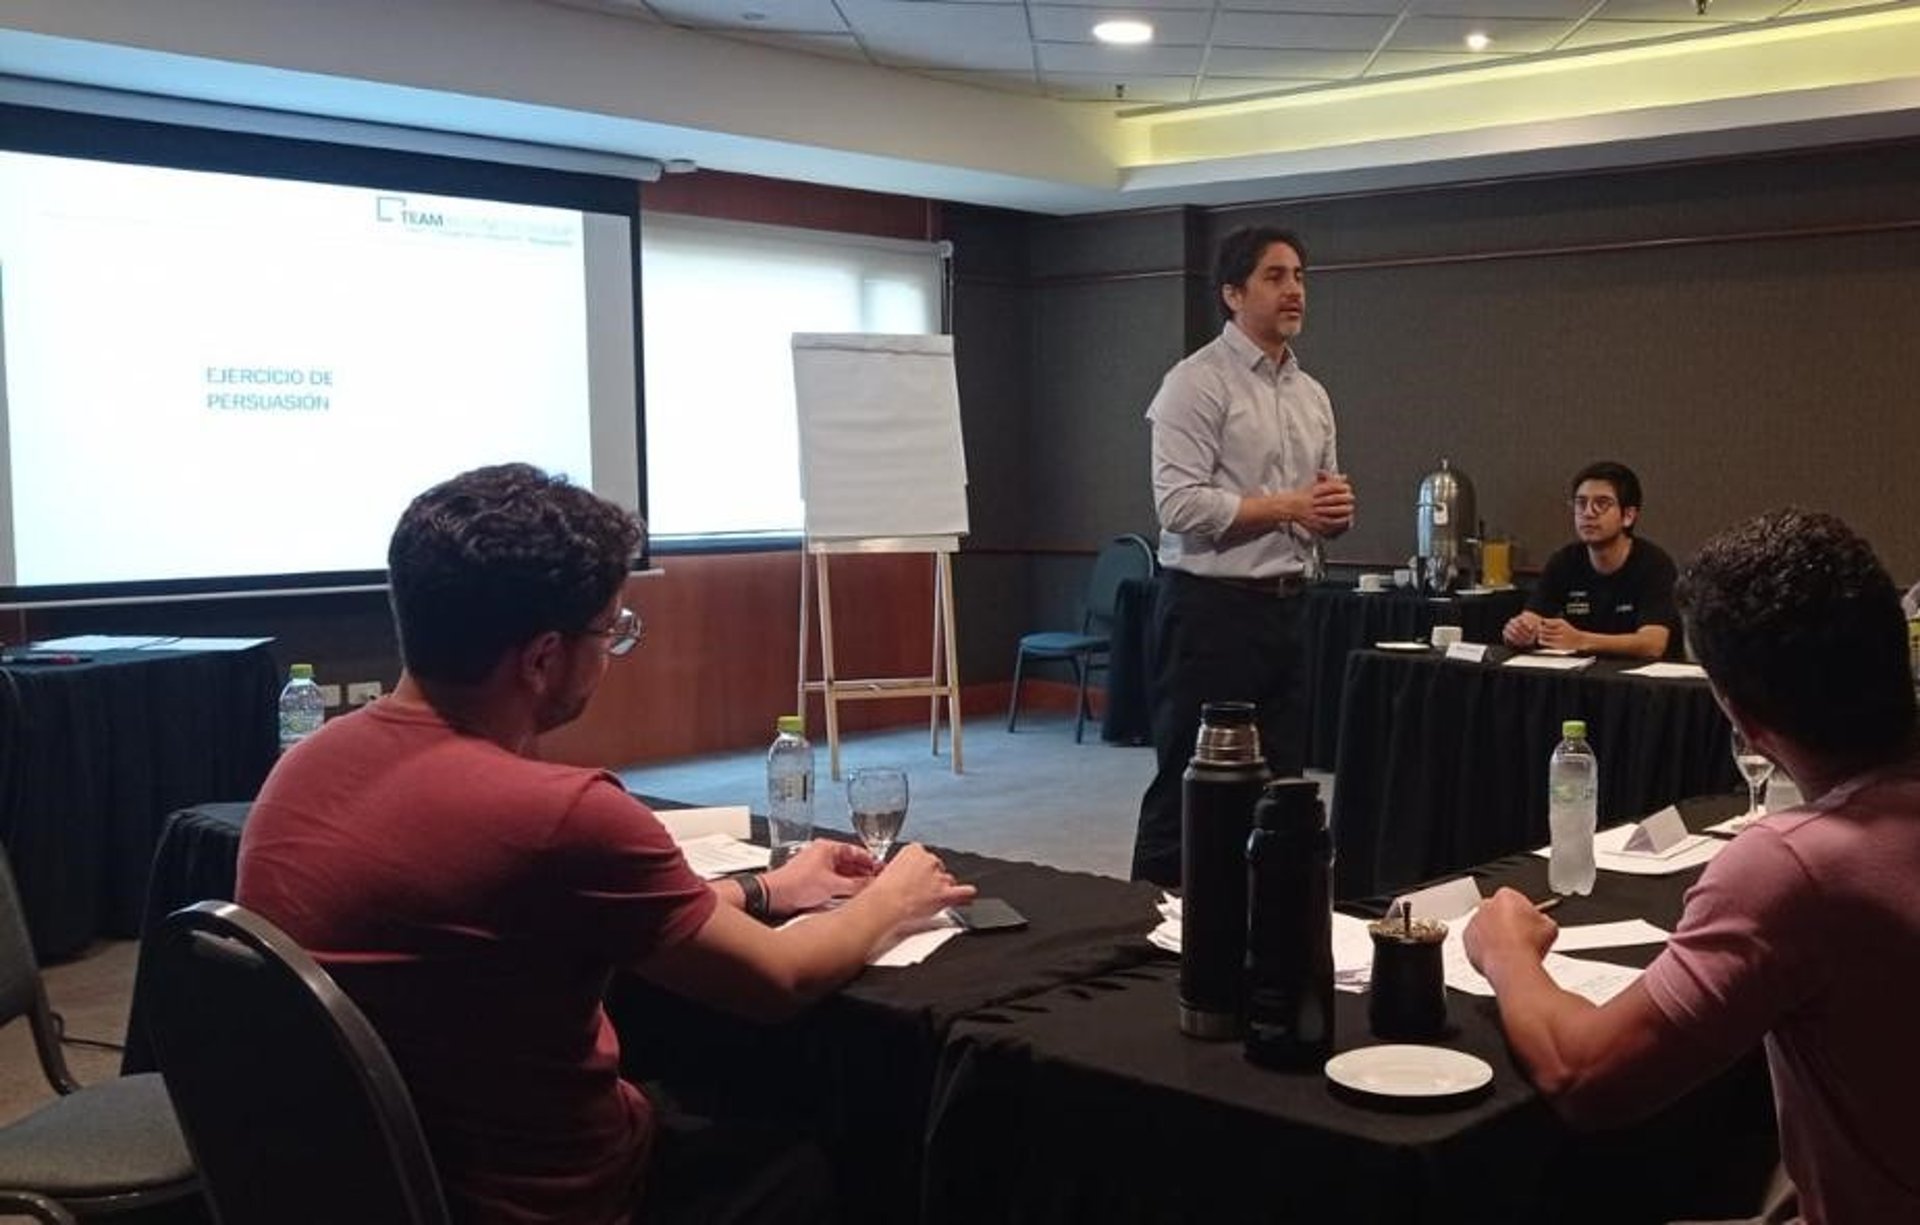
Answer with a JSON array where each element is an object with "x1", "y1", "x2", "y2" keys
[{"x1": 740, "y1": 873, "x2": 772, "y2": 922}]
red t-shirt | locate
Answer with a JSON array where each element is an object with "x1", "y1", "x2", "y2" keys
[
  {"x1": 237, "y1": 698, "x2": 717, "y2": 1224},
  {"x1": 1641, "y1": 755, "x2": 1920, "y2": 1225}
]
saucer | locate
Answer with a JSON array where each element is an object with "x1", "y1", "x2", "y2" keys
[{"x1": 1324, "y1": 1045, "x2": 1492, "y2": 1102}]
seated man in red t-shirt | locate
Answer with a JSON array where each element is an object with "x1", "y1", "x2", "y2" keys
[
  {"x1": 237, "y1": 463, "x2": 973, "y2": 1225},
  {"x1": 1467, "y1": 508, "x2": 1920, "y2": 1224}
]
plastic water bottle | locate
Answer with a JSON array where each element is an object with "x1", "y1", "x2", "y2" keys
[
  {"x1": 1548, "y1": 719, "x2": 1597, "y2": 896},
  {"x1": 766, "y1": 715, "x2": 814, "y2": 866},
  {"x1": 278, "y1": 663, "x2": 325, "y2": 755}
]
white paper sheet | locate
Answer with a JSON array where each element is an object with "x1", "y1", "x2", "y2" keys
[
  {"x1": 1550, "y1": 919, "x2": 1670, "y2": 952},
  {"x1": 655, "y1": 806, "x2": 753, "y2": 843},
  {"x1": 677, "y1": 832, "x2": 772, "y2": 879},
  {"x1": 1532, "y1": 823, "x2": 1725, "y2": 875},
  {"x1": 1502, "y1": 653, "x2": 1595, "y2": 671},
  {"x1": 1149, "y1": 896, "x2": 1377, "y2": 995},
  {"x1": 1624, "y1": 661, "x2": 1707, "y2": 680},
  {"x1": 870, "y1": 919, "x2": 962, "y2": 967},
  {"x1": 32, "y1": 634, "x2": 177, "y2": 650},
  {"x1": 1445, "y1": 922, "x2": 1642, "y2": 1004},
  {"x1": 134, "y1": 636, "x2": 272, "y2": 652}
]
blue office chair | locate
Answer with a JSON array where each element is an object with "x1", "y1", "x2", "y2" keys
[
  {"x1": 1007, "y1": 534, "x2": 1156, "y2": 742},
  {"x1": 147, "y1": 901, "x2": 450, "y2": 1225}
]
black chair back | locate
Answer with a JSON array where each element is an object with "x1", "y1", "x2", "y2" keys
[
  {"x1": 147, "y1": 901, "x2": 450, "y2": 1225},
  {"x1": 0, "y1": 848, "x2": 79, "y2": 1093}
]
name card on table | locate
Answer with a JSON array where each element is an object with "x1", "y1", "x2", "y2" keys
[
  {"x1": 1389, "y1": 876, "x2": 1484, "y2": 923},
  {"x1": 1622, "y1": 805, "x2": 1689, "y2": 855},
  {"x1": 1445, "y1": 641, "x2": 1490, "y2": 663}
]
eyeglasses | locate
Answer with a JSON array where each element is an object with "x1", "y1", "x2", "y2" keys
[
  {"x1": 1570, "y1": 496, "x2": 1619, "y2": 515},
  {"x1": 586, "y1": 607, "x2": 644, "y2": 656}
]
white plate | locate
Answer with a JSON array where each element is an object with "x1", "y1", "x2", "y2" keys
[
  {"x1": 1373, "y1": 640, "x2": 1429, "y2": 652},
  {"x1": 1324, "y1": 1045, "x2": 1493, "y2": 1100}
]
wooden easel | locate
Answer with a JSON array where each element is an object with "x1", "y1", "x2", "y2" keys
[{"x1": 799, "y1": 535, "x2": 963, "y2": 781}]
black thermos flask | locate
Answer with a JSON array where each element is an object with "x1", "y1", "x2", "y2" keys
[
  {"x1": 1178, "y1": 701, "x2": 1269, "y2": 1039},
  {"x1": 1244, "y1": 777, "x2": 1336, "y2": 1069}
]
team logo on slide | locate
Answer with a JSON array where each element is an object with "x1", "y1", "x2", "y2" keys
[{"x1": 375, "y1": 195, "x2": 444, "y2": 228}]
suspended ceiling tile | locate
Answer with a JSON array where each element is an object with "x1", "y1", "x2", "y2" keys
[
  {"x1": 1595, "y1": 0, "x2": 1787, "y2": 18},
  {"x1": 1386, "y1": 15, "x2": 1580, "y2": 52},
  {"x1": 1030, "y1": 6, "x2": 1215, "y2": 42},
  {"x1": 646, "y1": 0, "x2": 850, "y2": 33},
  {"x1": 1042, "y1": 72, "x2": 1199, "y2": 101},
  {"x1": 1363, "y1": 48, "x2": 1523, "y2": 74},
  {"x1": 1038, "y1": 41, "x2": 1207, "y2": 73},
  {"x1": 1034, "y1": 0, "x2": 1214, "y2": 9},
  {"x1": 840, "y1": 0, "x2": 1039, "y2": 69},
  {"x1": 1555, "y1": 18, "x2": 1735, "y2": 48},
  {"x1": 1205, "y1": 46, "x2": 1374, "y2": 77},
  {"x1": 1211, "y1": 0, "x2": 1404, "y2": 14},
  {"x1": 1211, "y1": 11, "x2": 1402, "y2": 50},
  {"x1": 1411, "y1": 0, "x2": 1604, "y2": 16}
]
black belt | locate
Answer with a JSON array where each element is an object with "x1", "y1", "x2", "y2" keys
[{"x1": 1204, "y1": 572, "x2": 1309, "y2": 599}]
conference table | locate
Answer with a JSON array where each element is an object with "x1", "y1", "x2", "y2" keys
[
  {"x1": 1330, "y1": 646, "x2": 1737, "y2": 899},
  {"x1": 0, "y1": 644, "x2": 278, "y2": 961},
  {"x1": 129, "y1": 793, "x2": 1776, "y2": 1224},
  {"x1": 124, "y1": 800, "x2": 1167, "y2": 1225},
  {"x1": 1300, "y1": 584, "x2": 1526, "y2": 769},
  {"x1": 1103, "y1": 579, "x2": 1526, "y2": 760},
  {"x1": 921, "y1": 794, "x2": 1779, "y2": 1225}
]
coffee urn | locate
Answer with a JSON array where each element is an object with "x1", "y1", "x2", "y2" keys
[{"x1": 1414, "y1": 459, "x2": 1477, "y2": 593}]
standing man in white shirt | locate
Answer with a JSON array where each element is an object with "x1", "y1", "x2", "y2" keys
[{"x1": 1130, "y1": 226, "x2": 1355, "y2": 887}]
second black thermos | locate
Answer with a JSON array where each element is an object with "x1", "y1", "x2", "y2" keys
[
  {"x1": 1179, "y1": 701, "x2": 1269, "y2": 1039},
  {"x1": 1244, "y1": 777, "x2": 1336, "y2": 1069}
]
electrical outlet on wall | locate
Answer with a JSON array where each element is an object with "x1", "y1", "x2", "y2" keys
[
  {"x1": 346, "y1": 681, "x2": 383, "y2": 707},
  {"x1": 317, "y1": 683, "x2": 344, "y2": 709}
]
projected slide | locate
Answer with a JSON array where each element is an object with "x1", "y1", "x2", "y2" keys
[{"x1": 0, "y1": 151, "x2": 605, "y2": 589}]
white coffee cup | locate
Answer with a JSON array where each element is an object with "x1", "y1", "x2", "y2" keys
[
  {"x1": 1358, "y1": 573, "x2": 1387, "y2": 593},
  {"x1": 1393, "y1": 569, "x2": 1414, "y2": 589},
  {"x1": 1430, "y1": 625, "x2": 1463, "y2": 648}
]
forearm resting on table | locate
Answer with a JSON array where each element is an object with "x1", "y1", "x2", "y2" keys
[
  {"x1": 1482, "y1": 957, "x2": 1691, "y2": 1129},
  {"x1": 638, "y1": 890, "x2": 912, "y2": 1024}
]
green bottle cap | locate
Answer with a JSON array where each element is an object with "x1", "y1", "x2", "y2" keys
[
  {"x1": 776, "y1": 715, "x2": 804, "y2": 735},
  {"x1": 290, "y1": 663, "x2": 315, "y2": 681},
  {"x1": 1561, "y1": 719, "x2": 1586, "y2": 738}
]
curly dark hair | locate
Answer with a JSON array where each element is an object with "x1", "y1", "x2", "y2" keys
[
  {"x1": 387, "y1": 463, "x2": 643, "y2": 684},
  {"x1": 1214, "y1": 226, "x2": 1307, "y2": 320},
  {"x1": 1677, "y1": 508, "x2": 1915, "y2": 757}
]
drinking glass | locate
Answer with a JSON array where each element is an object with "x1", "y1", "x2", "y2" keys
[
  {"x1": 847, "y1": 767, "x2": 909, "y2": 863},
  {"x1": 1730, "y1": 726, "x2": 1775, "y2": 821}
]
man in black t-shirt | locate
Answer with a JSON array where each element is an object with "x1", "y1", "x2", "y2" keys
[{"x1": 1503, "y1": 461, "x2": 1680, "y2": 660}]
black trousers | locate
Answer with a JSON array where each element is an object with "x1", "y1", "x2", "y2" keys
[
  {"x1": 1130, "y1": 570, "x2": 1309, "y2": 887},
  {"x1": 644, "y1": 1101, "x2": 836, "y2": 1225}
]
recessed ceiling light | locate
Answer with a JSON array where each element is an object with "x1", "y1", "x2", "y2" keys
[
  {"x1": 1464, "y1": 31, "x2": 1492, "y2": 51},
  {"x1": 1093, "y1": 19, "x2": 1154, "y2": 46}
]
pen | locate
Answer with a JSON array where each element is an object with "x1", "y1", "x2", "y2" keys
[{"x1": 1533, "y1": 896, "x2": 1564, "y2": 914}]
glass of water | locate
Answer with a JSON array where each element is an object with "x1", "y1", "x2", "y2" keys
[
  {"x1": 1731, "y1": 725, "x2": 1775, "y2": 821},
  {"x1": 847, "y1": 767, "x2": 909, "y2": 863}
]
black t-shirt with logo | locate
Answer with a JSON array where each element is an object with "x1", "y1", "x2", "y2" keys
[{"x1": 1526, "y1": 537, "x2": 1681, "y2": 657}]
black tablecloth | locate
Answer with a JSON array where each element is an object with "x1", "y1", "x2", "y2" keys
[
  {"x1": 610, "y1": 849, "x2": 1162, "y2": 1224},
  {"x1": 126, "y1": 800, "x2": 1167, "y2": 1225},
  {"x1": 1102, "y1": 580, "x2": 1525, "y2": 764},
  {"x1": 0, "y1": 646, "x2": 278, "y2": 961},
  {"x1": 1330, "y1": 648, "x2": 1737, "y2": 899},
  {"x1": 922, "y1": 795, "x2": 1777, "y2": 1225},
  {"x1": 1302, "y1": 586, "x2": 1526, "y2": 769}
]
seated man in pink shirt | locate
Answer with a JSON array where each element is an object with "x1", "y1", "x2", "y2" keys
[
  {"x1": 1466, "y1": 508, "x2": 1920, "y2": 1225},
  {"x1": 238, "y1": 463, "x2": 973, "y2": 1225}
]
